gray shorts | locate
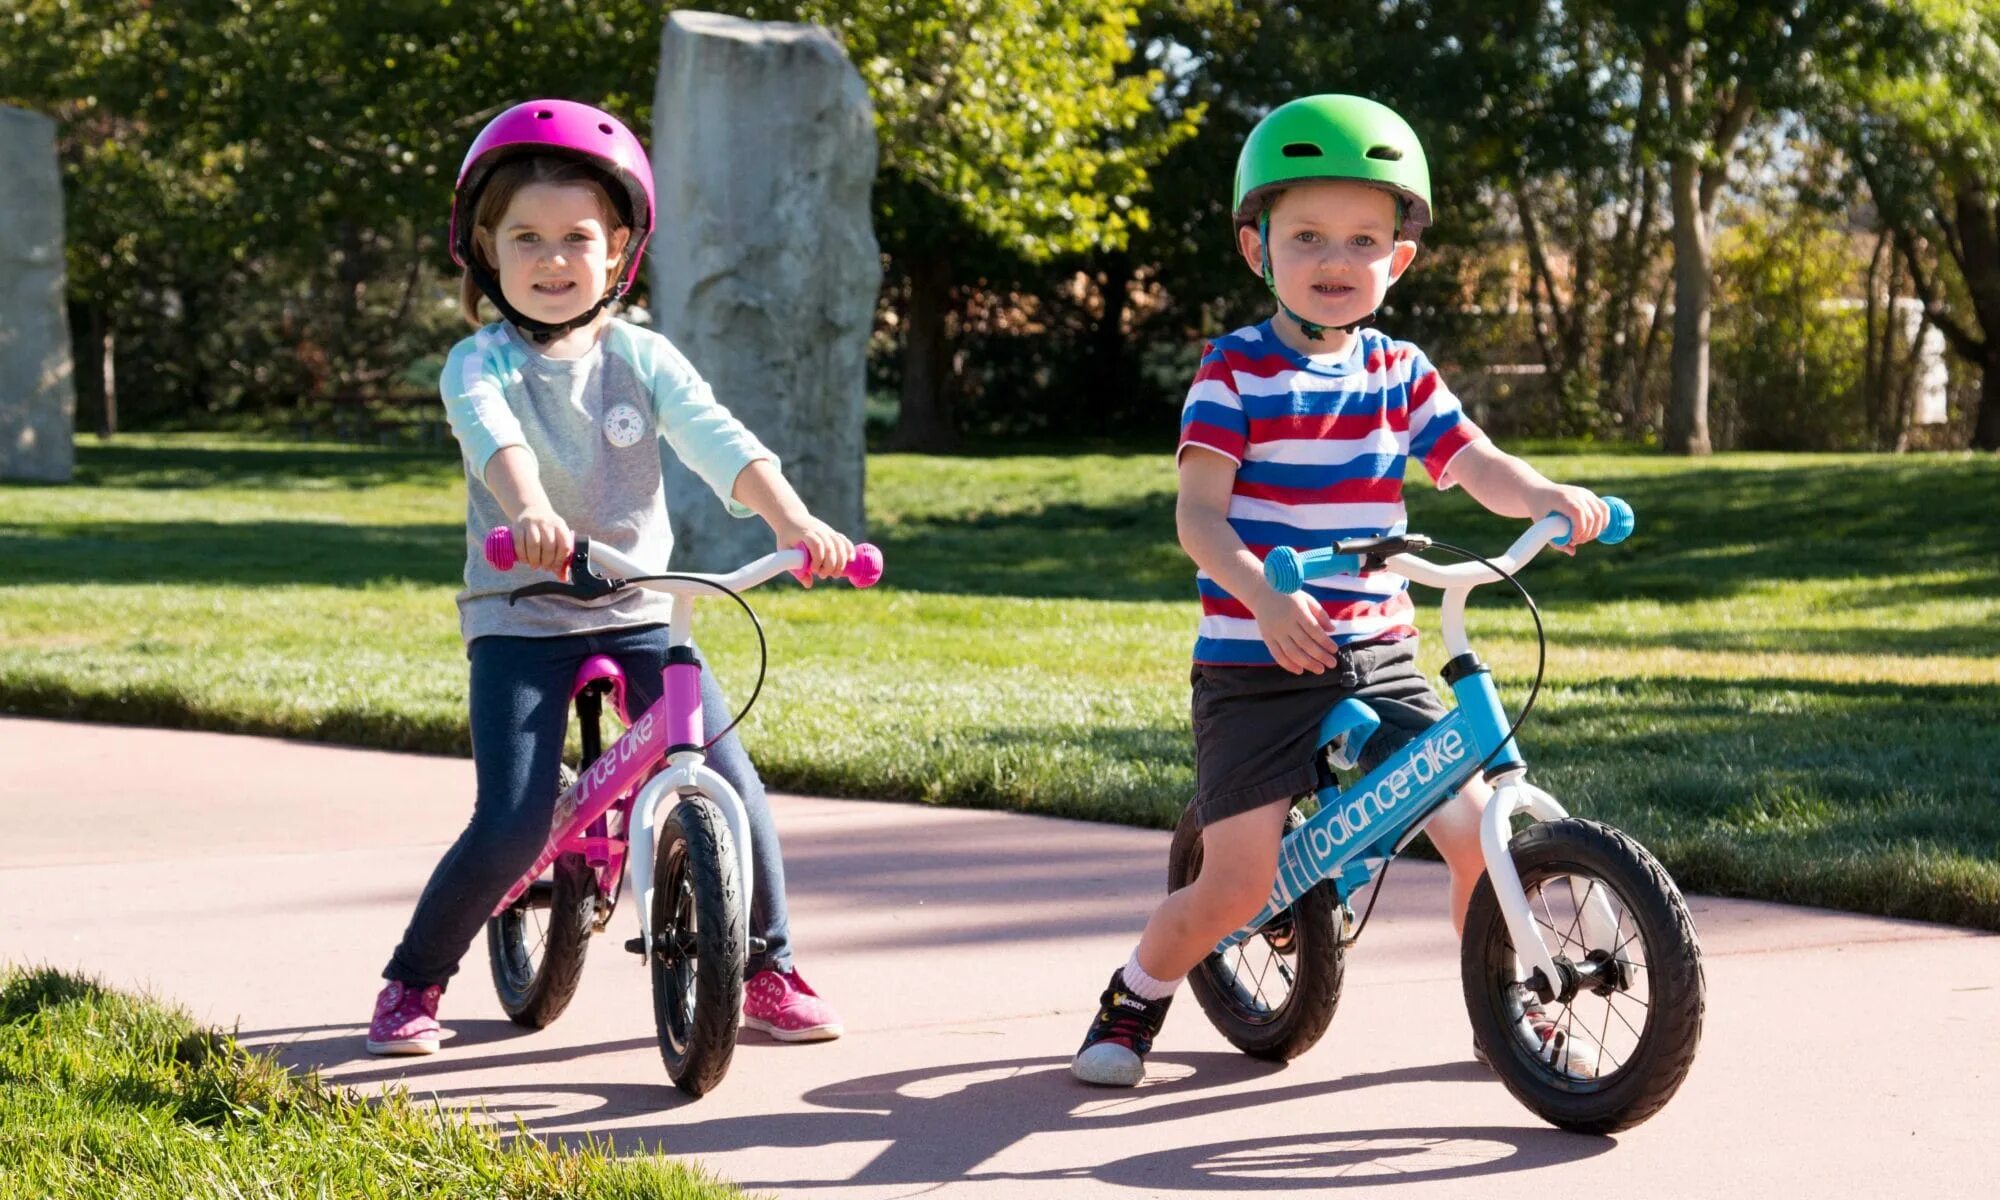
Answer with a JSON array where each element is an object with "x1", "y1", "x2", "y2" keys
[{"x1": 1188, "y1": 637, "x2": 1449, "y2": 828}]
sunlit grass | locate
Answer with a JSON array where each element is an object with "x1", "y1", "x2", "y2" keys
[
  {"x1": 3, "y1": 435, "x2": 1996, "y2": 928},
  {"x1": 0, "y1": 965, "x2": 739, "y2": 1199}
]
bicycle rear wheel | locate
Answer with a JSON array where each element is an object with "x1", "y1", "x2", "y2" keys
[
  {"x1": 1461, "y1": 817, "x2": 1705, "y2": 1134},
  {"x1": 1169, "y1": 801, "x2": 1344, "y2": 1061},
  {"x1": 487, "y1": 765, "x2": 595, "y2": 1027},
  {"x1": 649, "y1": 792, "x2": 746, "y2": 1097}
]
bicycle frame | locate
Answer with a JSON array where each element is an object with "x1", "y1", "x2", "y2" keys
[
  {"x1": 489, "y1": 543, "x2": 813, "y2": 954},
  {"x1": 1223, "y1": 513, "x2": 1623, "y2": 994}
]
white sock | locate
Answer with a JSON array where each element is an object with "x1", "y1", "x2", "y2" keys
[{"x1": 1122, "y1": 949, "x2": 1181, "y2": 1000}]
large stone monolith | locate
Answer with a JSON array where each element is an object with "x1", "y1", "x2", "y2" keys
[
  {"x1": 652, "y1": 11, "x2": 879, "y2": 569},
  {"x1": 0, "y1": 105, "x2": 75, "y2": 483}
]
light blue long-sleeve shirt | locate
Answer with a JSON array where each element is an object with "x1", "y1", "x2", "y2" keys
[{"x1": 441, "y1": 318, "x2": 776, "y2": 642}]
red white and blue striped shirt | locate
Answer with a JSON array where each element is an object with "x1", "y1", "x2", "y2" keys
[{"x1": 1177, "y1": 321, "x2": 1485, "y2": 666}]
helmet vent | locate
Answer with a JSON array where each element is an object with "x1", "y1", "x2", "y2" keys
[
  {"x1": 534, "y1": 110, "x2": 554, "y2": 120},
  {"x1": 1366, "y1": 145, "x2": 1404, "y2": 161},
  {"x1": 1281, "y1": 142, "x2": 1324, "y2": 158},
  {"x1": 598, "y1": 122, "x2": 614, "y2": 135}
]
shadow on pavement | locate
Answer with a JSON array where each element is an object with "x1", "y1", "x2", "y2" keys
[{"x1": 399, "y1": 1052, "x2": 1609, "y2": 1191}]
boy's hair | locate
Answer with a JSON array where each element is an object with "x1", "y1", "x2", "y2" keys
[
  {"x1": 1234, "y1": 182, "x2": 1413, "y2": 241},
  {"x1": 458, "y1": 155, "x2": 632, "y2": 329}
]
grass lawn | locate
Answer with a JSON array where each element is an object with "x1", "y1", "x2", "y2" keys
[
  {"x1": 0, "y1": 966, "x2": 739, "y2": 1198},
  {"x1": 3, "y1": 435, "x2": 1997, "y2": 929}
]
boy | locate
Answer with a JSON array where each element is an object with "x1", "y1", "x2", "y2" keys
[{"x1": 1071, "y1": 95, "x2": 1611, "y2": 1087}]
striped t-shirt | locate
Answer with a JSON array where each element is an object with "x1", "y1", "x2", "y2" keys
[{"x1": 1176, "y1": 321, "x2": 1484, "y2": 666}]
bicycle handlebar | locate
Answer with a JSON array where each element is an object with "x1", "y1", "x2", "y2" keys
[
  {"x1": 1264, "y1": 496, "x2": 1634, "y2": 595},
  {"x1": 483, "y1": 526, "x2": 884, "y2": 594}
]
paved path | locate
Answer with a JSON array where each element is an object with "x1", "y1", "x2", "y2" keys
[{"x1": 3, "y1": 716, "x2": 1996, "y2": 1198}]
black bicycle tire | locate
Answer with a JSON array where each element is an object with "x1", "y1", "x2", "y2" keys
[
  {"x1": 486, "y1": 765, "x2": 594, "y2": 1028},
  {"x1": 1169, "y1": 802, "x2": 1345, "y2": 1061},
  {"x1": 1461, "y1": 817, "x2": 1706, "y2": 1134},
  {"x1": 650, "y1": 793, "x2": 747, "y2": 1098}
]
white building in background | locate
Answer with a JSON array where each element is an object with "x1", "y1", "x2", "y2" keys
[{"x1": 1896, "y1": 298, "x2": 1951, "y2": 425}]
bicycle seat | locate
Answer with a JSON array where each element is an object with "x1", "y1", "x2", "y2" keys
[{"x1": 572, "y1": 655, "x2": 631, "y2": 724}]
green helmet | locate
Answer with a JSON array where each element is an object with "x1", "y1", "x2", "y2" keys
[{"x1": 1232, "y1": 95, "x2": 1433, "y2": 238}]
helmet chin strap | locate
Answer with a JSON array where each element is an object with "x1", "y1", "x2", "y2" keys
[
  {"x1": 1257, "y1": 211, "x2": 1377, "y2": 342},
  {"x1": 470, "y1": 261, "x2": 625, "y2": 344}
]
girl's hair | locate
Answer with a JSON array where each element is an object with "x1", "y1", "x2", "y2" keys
[{"x1": 458, "y1": 155, "x2": 632, "y2": 328}]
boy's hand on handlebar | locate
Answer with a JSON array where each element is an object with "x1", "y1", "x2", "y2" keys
[
  {"x1": 1249, "y1": 588, "x2": 1342, "y2": 676},
  {"x1": 512, "y1": 505, "x2": 574, "y2": 576},
  {"x1": 772, "y1": 514, "x2": 854, "y2": 588},
  {"x1": 1531, "y1": 484, "x2": 1609, "y2": 554}
]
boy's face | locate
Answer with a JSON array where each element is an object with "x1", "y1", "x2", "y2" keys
[
  {"x1": 478, "y1": 181, "x2": 632, "y2": 327},
  {"x1": 1237, "y1": 179, "x2": 1418, "y2": 334}
]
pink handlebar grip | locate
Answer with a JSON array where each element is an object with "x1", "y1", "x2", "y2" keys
[
  {"x1": 790, "y1": 541, "x2": 885, "y2": 588},
  {"x1": 485, "y1": 526, "x2": 517, "y2": 572}
]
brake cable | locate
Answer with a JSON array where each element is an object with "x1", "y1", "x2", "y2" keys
[{"x1": 1340, "y1": 538, "x2": 1548, "y2": 947}]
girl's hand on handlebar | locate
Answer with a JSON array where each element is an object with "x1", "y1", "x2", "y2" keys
[
  {"x1": 772, "y1": 514, "x2": 854, "y2": 588},
  {"x1": 1531, "y1": 484, "x2": 1609, "y2": 554},
  {"x1": 512, "y1": 505, "x2": 574, "y2": 576},
  {"x1": 1249, "y1": 588, "x2": 1342, "y2": 676}
]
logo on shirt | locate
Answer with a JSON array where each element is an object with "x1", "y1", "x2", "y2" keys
[{"x1": 603, "y1": 403, "x2": 647, "y2": 448}]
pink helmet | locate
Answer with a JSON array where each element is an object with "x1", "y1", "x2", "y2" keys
[{"x1": 451, "y1": 100, "x2": 656, "y2": 333}]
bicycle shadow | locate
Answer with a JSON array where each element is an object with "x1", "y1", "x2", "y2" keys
[
  {"x1": 416, "y1": 1052, "x2": 1610, "y2": 1191},
  {"x1": 235, "y1": 1018, "x2": 658, "y2": 1086}
]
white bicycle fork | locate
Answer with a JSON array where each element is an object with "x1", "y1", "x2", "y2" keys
[{"x1": 1481, "y1": 771, "x2": 1623, "y2": 994}]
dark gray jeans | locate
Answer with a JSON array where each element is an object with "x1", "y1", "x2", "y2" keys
[{"x1": 383, "y1": 624, "x2": 793, "y2": 987}]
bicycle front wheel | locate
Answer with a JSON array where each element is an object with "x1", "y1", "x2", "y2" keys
[
  {"x1": 1461, "y1": 817, "x2": 1705, "y2": 1134},
  {"x1": 487, "y1": 765, "x2": 595, "y2": 1027},
  {"x1": 1169, "y1": 801, "x2": 1344, "y2": 1061},
  {"x1": 649, "y1": 792, "x2": 747, "y2": 1097}
]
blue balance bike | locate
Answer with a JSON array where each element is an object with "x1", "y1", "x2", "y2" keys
[{"x1": 1169, "y1": 499, "x2": 1704, "y2": 1134}]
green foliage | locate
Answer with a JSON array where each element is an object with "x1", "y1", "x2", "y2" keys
[
  {"x1": 1, "y1": 1, "x2": 665, "y2": 423},
  {"x1": 1711, "y1": 208, "x2": 1870, "y2": 450},
  {"x1": 0, "y1": 964, "x2": 741, "y2": 1198},
  {"x1": 720, "y1": 0, "x2": 1200, "y2": 261},
  {"x1": 1823, "y1": 0, "x2": 1998, "y2": 443}
]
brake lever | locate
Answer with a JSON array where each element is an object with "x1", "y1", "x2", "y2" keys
[
  {"x1": 1337, "y1": 533, "x2": 1432, "y2": 571},
  {"x1": 504, "y1": 534, "x2": 626, "y2": 605}
]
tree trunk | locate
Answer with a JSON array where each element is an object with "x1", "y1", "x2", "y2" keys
[
  {"x1": 891, "y1": 252, "x2": 957, "y2": 451},
  {"x1": 1665, "y1": 146, "x2": 1713, "y2": 455},
  {"x1": 69, "y1": 301, "x2": 104, "y2": 435},
  {"x1": 1976, "y1": 349, "x2": 2000, "y2": 451},
  {"x1": 1090, "y1": 252, "x2": 1134, "y2": 422}
]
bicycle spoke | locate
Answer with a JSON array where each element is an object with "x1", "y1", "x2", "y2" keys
[
  {"x1": 1560, "y1": 876, "x2": 1587, "y2": 953},
  {"x1": 1607, "y1": 995, "x2": 1648, "y2": 1041}
]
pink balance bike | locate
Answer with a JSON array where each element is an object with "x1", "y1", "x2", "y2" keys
[{"x1": 479, "y1": 527, "x2": 882, "y2": 1097}]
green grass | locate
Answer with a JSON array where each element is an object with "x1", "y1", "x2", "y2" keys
[
  {"x1": 4, "y1": 435, "x2": 1998, "y2": 929},
  {"x1": 0, "y1": 965, "x2": 739, "y2": 1199}
]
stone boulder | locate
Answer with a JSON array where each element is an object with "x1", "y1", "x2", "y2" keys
[
  {"x1": 0, "y1": 105, "x2": 75, "y2": 483},
  {"x1": 651, "y1": 10, "x2": 879, "y2": 569}
]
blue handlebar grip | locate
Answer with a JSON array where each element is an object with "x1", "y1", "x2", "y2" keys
[
  {"x1": 1265, "y1": 546, "x2": 1305, "y2": 593},
  {"x1": 1601, "y1": 496, "x2": 1634, "y2": 545},
  {"x1": 1264, "y1": 546, "x2": 1362, "y2": 593},
  {"x1": 1550, "y1": 495, "x2": 1635, "y2": 547}
]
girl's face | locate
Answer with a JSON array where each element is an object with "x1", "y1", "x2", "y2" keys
[
  {"x1": 1238, "y1": 179, "x2": 1417, "y2": 334},
  {"x1": 479, "y1": 181, "x2": 631, "y2": 328}
]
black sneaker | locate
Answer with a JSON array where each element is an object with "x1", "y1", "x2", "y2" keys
[{"x1": 1071, "y1": 968, "x2": 1172, "y2": 1087}]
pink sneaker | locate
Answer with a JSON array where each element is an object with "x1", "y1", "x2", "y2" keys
[
  {"x1": 742, "y1": 967, "x2": 843, "y2": 1042},
  {"x1": 365, "y1": 980, "x2": 442, "y2": 1055}
]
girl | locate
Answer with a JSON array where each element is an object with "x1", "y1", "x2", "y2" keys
[{"x1": 367, "y1": 99, "x2": 848, "y2": 1055}]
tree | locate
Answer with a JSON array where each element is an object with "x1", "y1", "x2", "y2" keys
[
  {"x1": 2, "y1": 1, "x2": 667, "y2": 423},
  {"x1": 1828, "y1": 0, "x2": 2000, "y2": 449},
  {"x1": 714, "y1": 0, "x2": 1199, "y2": 448},
  {"x1": 1597, "y1": 1, "x2": 1895, "y2": 455}
]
